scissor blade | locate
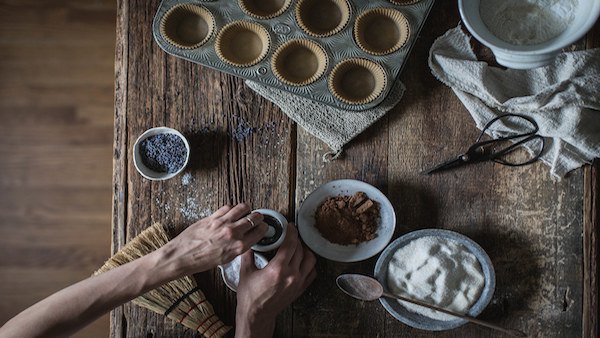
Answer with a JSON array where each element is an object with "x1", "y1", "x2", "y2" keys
[{"x1": 421, "y1": 157, "x2": 465, "y2": 175}]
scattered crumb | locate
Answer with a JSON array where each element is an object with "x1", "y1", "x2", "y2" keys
[{"x1": 181, "y1": 173, "x2": 193, "y2": 186}]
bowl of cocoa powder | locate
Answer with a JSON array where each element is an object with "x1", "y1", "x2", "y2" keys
[{"x1": 297, "y1": 179, "x2": 396, "y2": 262}]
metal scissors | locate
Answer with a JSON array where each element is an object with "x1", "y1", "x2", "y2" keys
[{"x1": 422, "y1": 113, "x2": 545, "y2": 175}]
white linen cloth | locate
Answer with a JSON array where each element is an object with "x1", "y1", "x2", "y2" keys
[{"x1": 429, "y1": 26, "x2": 600, "y2": 177}]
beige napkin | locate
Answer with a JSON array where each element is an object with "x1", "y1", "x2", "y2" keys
[
  {"x1": 429, "y1": 26, "x2": 600, "y2": 178},
  {"x1": 246, "y1": 79, "x2": 405, "y2": 160}
]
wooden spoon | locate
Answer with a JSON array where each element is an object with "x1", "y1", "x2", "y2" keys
[{"x1": 336, "y1": 274, "x2": 527, "y2": 337}]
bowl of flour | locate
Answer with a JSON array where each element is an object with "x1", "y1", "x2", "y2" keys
[
  {"x1": 459, "y1": 0, "x2": 600, "y2": 69},
  {"x1": 374, "y1": 229, "x2": 495, "y2": 331}
]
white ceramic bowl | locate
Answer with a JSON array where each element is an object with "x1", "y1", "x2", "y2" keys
[
  {"x1": 459, "y1": 0, "x2": 600, "y2": 69},
  {"x1": 251, "y1": 209, "x2": 288, "y2": 252},
  {"x1": 296, "y1": 179, "x2": 396, "y2": 262},
  {"x1": 133, "y1": 127, "x2": 190, "y2": 181}
]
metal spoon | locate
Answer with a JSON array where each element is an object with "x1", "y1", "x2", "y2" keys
[{"x1": 336, "y1": 274, "x2": 526, "y2": 337}]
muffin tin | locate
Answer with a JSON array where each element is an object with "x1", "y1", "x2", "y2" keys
[{"x1": 153, "y1": 0, "x2": 434, "y2": 111}]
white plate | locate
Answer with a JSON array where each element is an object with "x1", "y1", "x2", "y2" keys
[{"x1": 296, "y1": 179, "x2": 396, "y2": 262}]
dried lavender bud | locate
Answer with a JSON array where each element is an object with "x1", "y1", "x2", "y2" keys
[{"x1": 140, "y1": 133, "x2": 187, "y2": 173}]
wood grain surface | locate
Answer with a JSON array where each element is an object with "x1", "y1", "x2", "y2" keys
[
  {"x1": 113, "y1": 0, "x2": 599, "y2": 337},
  {"x1": 0, "y1": 1, "x2": 115, "y2": 337}
]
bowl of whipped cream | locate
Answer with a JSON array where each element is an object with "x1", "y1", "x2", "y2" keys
[
  {"x1": 459, "y1": 0, "x2": 600, "y2": 69},
  {"x1": 374, "y1": 229, "x2": 495, "y2": 331}
]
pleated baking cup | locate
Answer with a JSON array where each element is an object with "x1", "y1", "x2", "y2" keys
[
  {"x1": 239, "y1": 0, "x2": 292, "y2": 19},
  {"x1": 328, "y1": 58, "x2": 388, "y2": 105},
  {"x1": 295, "y1": 0, "x2": 352, "y2": 38},
  {"x1": 388, "y1": 0, "x2": 422, "y2": 5},
  {"x1": 215, "y1": 21, "x2": 271, "y2": 67},
  {"x1": 160, "y1": 4, "x2": 215, "y2": 49},
  {"x1": 271, "y1": 39, "x2": 329, "y2": 86},
  {"x1": 354, "y1": 8, "x2": 410, "y2": 56}
]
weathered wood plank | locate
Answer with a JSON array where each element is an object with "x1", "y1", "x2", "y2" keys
[
  {"x1": 385, "y1": 2, "x2": 584, "y2": 337},
  {"x1": 112, "y1": 0, "x2": 294, "y2": 336},
  {"x1": 114, "y1": 0, "x2": 597, "y2": 337},
  {"x1": 111, "y1": 0, "x2": 128, "y2": 336},
  {"x1": 583, "y1": 160, "x2": 599, "y2": 338},
  {"x1": 294, "y1": 116, "x2": 389, "y2": 337}
]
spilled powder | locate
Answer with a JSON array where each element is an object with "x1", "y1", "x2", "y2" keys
[
  {"x1": 181, "y1": 172, "x2": 193, "y2": 186},
  {"x1": 179, "y1": 197, "x2": 212, "y2": 222},
  {"x1": 387, "y1": 236, "x2": 485, "y2": 321},
  {"x1": 480, "y1": 0, "x2": 578, "y2": 45}
]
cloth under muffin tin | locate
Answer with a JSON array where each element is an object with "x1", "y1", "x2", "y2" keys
[{"x1": 152, "y1": 0, "x2": 434, "y2": 111}]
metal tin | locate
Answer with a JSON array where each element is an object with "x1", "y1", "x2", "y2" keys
[{"x1": 153, "y1": 0, "x2": 435, "y2": 111}]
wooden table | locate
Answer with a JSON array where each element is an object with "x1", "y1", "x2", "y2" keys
[{"x1": 111, "y1": 1, "x2": 599, "y2": 337}]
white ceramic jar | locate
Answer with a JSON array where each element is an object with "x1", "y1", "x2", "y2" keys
[{"x1": 459, "y1": 0, "x2": 600, "y2": 69}]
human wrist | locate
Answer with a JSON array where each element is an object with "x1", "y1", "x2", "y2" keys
[
  {"x1": 138, "y1": 244, "x2": 186, "y2": 289},
  {"x1": 235, "y1": 308, "x2": 275, "y2": 338}
]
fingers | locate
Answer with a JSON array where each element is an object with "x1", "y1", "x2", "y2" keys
[
  {"x1": 212, "y1": 204, "x2": 233, "y2": 218},
  {"x1": 239, "y1": 249, "x2": 257, "y2": 277},
  {"x1": 301, "y1": 266, "x2": 317, "y2": 291},
  {"x1": 271, "y1": 223, "x2": 299, "y2": 266},
  {"x1": 222, "y1": 203, "x2": 251, "y2": 222},
  {"x1": 233, "y1": 212, "x2": 265, "y2": 234},
  {"x1": 289, "y1": 237, "x2": 304, "y2": 269},
  {"x1": 299, "y1": 244, "x2": 316, "y2": 277}
]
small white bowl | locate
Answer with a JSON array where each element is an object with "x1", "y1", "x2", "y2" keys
[
  {"x1": 296, "y1": 179, "x2": 396, "y2": 262},
  {"x1": 459, "y1": 0, "x2": 600, "y2": 69},
  {"x1": 133, "y1": 127, "x2": 190, "y2": 181},
  {"x1": 218, "y1": 253, "x2": 269, "y2": 292},
  {"x1": 251, "y1": 209, "x2": 288, "y2": 252}
]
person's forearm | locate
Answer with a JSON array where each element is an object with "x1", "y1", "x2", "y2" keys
[
  {"x1": 0, "y1": 248, "x2": 178, "y2": 338},
  {"x1": 235, "y1": 311, "x2": 275, "y2": 338}
]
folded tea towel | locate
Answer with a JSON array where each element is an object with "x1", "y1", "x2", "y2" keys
[
  {"x1": 245, "y1": 79, "x2": 405, "y2": 160},
  {"x1": 429, "y1": 26, "x2": 600, "y2": 178}
]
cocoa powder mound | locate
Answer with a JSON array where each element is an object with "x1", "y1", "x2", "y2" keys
[{"x1": 314, "y1": 191, "x2": 380, "y2": 245}]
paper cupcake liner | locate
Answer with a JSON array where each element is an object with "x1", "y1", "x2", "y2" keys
[
  {"x1": 328, "y1": 58, "x2": 387, "y2": 105},
  {"x1": 215, "y1": 21, "x2": 271, "y2": 67},
  {"x1": 354, "y1": 8, "x2": 410, "y2": 56},
  {"x1": 271, "y1": 39, "x2": 329, "y2": 86},
  {"x1": 388, "y1": 0, "x2": 422, "y2": 5},
  {"x1": 239, "y1": 0, "x2": 292, "y2": 19},
  {"x1": 295, "y1": 0, "x2": 352, "y2": 38},
  {"x1": 160, "y1": 4, "x2": 215, "y2": 49}
]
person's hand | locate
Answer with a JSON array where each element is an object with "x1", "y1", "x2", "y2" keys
[
  {"x1": 157, "y1": 203, "x2": 268, "y2": 279},
  {"x1": 235, "y1": 223, "x2": 317, "y2": 338}
]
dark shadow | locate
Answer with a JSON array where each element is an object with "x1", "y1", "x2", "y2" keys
[
  {"x1": 386, "y1": 180, "x2": 440, "y2": 237},
  {"x1": 185, "y1": 128, "x2": 228, "y2": 171},
  {"x1": 462, "y1": 227, "x2": 541, "y2": 320}
]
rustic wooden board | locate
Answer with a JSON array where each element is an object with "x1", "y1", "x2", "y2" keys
[
  {"x1": 113, "y1": 0, "x2": 599, "y2": 337},
  {"x1": 112, "y1": 0, "x2": 293, "y2": 336}
]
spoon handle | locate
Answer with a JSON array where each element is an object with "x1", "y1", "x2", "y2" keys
[{"x1": 381, "y1": 292, "x2": 527, "y2": 337}]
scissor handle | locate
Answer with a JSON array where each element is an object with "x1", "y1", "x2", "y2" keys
[
  {"x1": 465, "y1": 114, "x2": 544, "y2": 165},
  {"x1": 475, "y1": 113, "x2": 539, "y2": 143}
]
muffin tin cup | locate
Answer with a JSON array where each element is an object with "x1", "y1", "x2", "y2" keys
[
  {"x1": 271, "y1": 39, "x2": 329, "y2": 86},
  {"x1": 215, "y1": 21, "x2": 271, "y2": 67},
  {"x1": 328, "y1": 58, "x2": 388, "y2": 105},
  {"x1": 160, "y1": 4, "x2": 215, "y2": 49},
  {"x1": 354, "y1": 8, "x2": 410, "y2": 56},
  {"x1": 239, "y1": 0, "x2": 292, "y2": 19},
  {"x1": 295, "y1": 0, "x2": 352, "y2": 38}
]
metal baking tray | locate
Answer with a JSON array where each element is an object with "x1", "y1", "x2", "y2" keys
[{"x1": 153, "y1": 0, "x2": 435, "y2": 111}]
